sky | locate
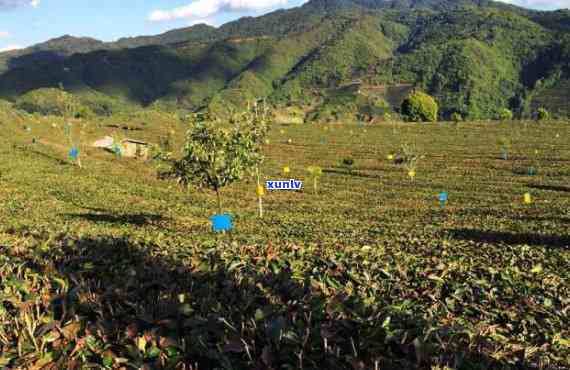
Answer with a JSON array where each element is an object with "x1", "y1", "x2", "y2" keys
[{"x1": 0, "y1": 0, "x2": 568, "y2": 52}]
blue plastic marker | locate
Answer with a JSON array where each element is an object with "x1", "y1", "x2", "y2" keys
[
  {"x1": 114, "y1": 145, "x2": 122, "y2": 157},
  {"x1": 501, "y1": 149, "x2": 508, "y2": 160},
  {"x1": 320, "y1": 137, "x2": 327, "y2": 144},
  {"x1": 439, "y1": 192, "x2": 448, "y2": 206},
  {"x1": 211, "y1": 214, "x2": 233, "y2": 232},
  {"x1": 528, "y1": 167, "x2": 536, "y2": 176},
  {"x1": 69, "y1": 147, "x2": 79, "y2": 160}
]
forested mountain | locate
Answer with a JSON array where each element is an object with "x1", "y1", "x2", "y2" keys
[{"x1": 0, "y1": 0, "x2": 568, "y2": 119}]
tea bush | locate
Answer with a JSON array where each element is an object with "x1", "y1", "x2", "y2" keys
[{"x1": 498, "y1": 108, "x2": 513, "y2": 121}]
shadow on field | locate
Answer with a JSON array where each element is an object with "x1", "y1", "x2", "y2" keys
[
  {"x1": 27, "y1": 147, "x2": 70, "y2": 166},
  {"x1": 517, "y1": 216, "x2": 570, "y2": 225},
  {"x1": 449, "y1": 228, "x2": 570, "y2": 249},
  {"x1": 323, "y1": 168, "x2": 379, "y2": 179},
  {"x1": 106, "y1": 124, "x2": 143, "y2": 131},
  {"x1": 63, "y1": 212, "x2": 165, "y2": 226},
  {"x1": 526, "y1": 184, "x2": 570, "y2": 193},
  {"x1": 6, "y1": 237, "x2": 539, "y2": 369}
]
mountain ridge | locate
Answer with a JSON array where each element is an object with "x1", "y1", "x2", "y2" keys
[{"x1": 0, "y1": 0, "x2": 568, "y2": 119}]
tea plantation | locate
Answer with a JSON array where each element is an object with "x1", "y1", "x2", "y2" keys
[{"x1": 0, "y1": 112, "x2": 568, "y2": 369}]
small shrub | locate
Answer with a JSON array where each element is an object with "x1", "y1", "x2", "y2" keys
[
  {"x1": 498, "y1": 108, "x2": 513, "y2": 121},
  {"x1": 450, "y1": 112, "x2": 463, "y2": 122},
  {"x1": 536, "y1": 107, "x2": 550, "y2": 121},
  {"x1": 341, "y1": 157, "x2": 355, "y2": 174},
  {"x1": 401, "y1": 90, "x2": 438, "y2": 122}
]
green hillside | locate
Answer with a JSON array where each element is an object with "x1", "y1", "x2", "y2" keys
[{"x1": 0, "y1": 0, "x2": 568, "y2": 119}]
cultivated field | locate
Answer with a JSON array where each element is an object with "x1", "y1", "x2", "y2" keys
[{"x1": 0, "y1": 114, "x2": 568, "y2": 369}]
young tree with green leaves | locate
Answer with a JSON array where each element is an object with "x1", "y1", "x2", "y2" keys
[
  {"x1": 306, "y1": 166, "x2": 323, "y2": 195},
  {"x1": 498, "y1": 136, "x2": 512, "y2": 160},
  {"x1": 63, "y1": 121, "x2": 86, "y2": 168},
  {"x1": 399, "y1": 143, "x2": 423, "y2": 181},
  {"x1": 170, "y1": 102, "x2": 270, "y2": 215}
]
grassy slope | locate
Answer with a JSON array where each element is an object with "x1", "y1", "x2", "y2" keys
[{"x1": 0, "y1": 109, "x2": 568, "y2": 369}]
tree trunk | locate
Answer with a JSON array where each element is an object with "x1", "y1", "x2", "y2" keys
[{"x1": 215, "y1": 188, "x2": 223, "y2": 214}]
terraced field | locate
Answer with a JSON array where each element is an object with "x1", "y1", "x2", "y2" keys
[{"x1": 0, "y1": 113, "x2": 568, "y2": 369}]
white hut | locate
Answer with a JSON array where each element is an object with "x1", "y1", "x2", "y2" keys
[
  {"x1": 92, "y1": 136, "x2": 149, "y2": 160},
  {"x1": 91, "y1": 136, "x2": 114, "y2": 149}
]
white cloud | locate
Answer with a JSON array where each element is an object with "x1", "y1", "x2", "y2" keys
[
  {"x1": 0, "y1": 44, "x2": 23, "y2": 52},
  {"x1": 148, "y1": 0, "x2": 289, "y2": 22},
  {"x1": 0, "y1": 0, "x2": 40, "y2": 9},
  {"x1": 496, "y1": 0, "x2": 569, "y2": 10},
  {"x1": 148, "y1": 0, "x2": 568, "y2": 23}
]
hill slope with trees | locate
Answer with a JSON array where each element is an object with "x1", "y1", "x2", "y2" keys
[{"x1": 0, "y1": 0, "x2": 568, "y2": 119}]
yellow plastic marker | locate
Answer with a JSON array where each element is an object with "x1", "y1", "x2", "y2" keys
[
  {"x1": 531, "y1": 264, "x2": 543, "y2": 274},
  {"x1": 387, "y1": 154, "x2": 394, "y2": 160},
  {"x1": 287, "y1": 138, "x2": 292, "y2": 144},
  {"x1": 256, "y1": 185, "x2": 265, "y2": 197},
  {"x1": 283, "y1": 166, "x2": 290, "y2": 175},
  {"x1": 408, "y1": 170, "x2": 416, "y2": 180},
  {"x1": 280, "y1": 129, "x2": 285, "y2": 135},
  {"x1": 534, "y1": 149, "x2": 539, "y2": 155},
  {"x1": 524, "y1": 193, "x2": 532, "y2": 204},
  {"x1": 265, "y1": 139, "x2": 270, "y2": 145}
]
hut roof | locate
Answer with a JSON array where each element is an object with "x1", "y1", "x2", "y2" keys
[{"x1": 92, "y1": 136, "x2": 114, "y2": 148}]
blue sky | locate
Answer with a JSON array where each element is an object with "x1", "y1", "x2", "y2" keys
[{"x1": 0, "y1": 0, "x2": 568, "y2": 52}]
